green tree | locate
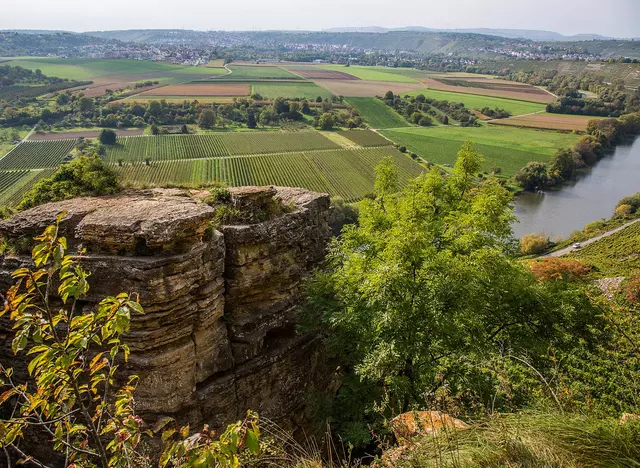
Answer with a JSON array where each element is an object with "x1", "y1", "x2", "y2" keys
[
  {"x1": 549, "y1": 148, "x2": 579, "y2": 180},
  {"x1": 306, "y1": 142, "x2": 604, "y2": 435},
  {"x1": 151, "y1": 123, "x2": 160, "y2": 135},
  {"x1": 56, "y1": 93, "x2": 70, "y2": 106},
  {"x1": 317, "y1": 112, "x2": 334, "y2": 130},
  {"x1": 247, "y1": 110, "x2": 257, "y2": 129},
  {"x1": 79, "y1": 96, "x2": 94, "y2": 113},
  {"x1": 99, "y1": 128, "x2": 117, "y2": 145},
  {"x1": 199, "y1": 110, "x2": 216, "y2": 129},
  {"x1": 515, "y1": 161, "x2": 549, "y2": 191},
  {"x1": 19, "y1": 156, "x2": 120, "y2": 210}
]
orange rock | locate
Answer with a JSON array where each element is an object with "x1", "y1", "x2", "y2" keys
[{"x1": 391, "y1": 411, "x2": 469, "y2": 444}]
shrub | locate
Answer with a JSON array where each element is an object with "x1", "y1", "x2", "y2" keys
[
  {"x1": 615, "y1": 204, "x2": 633, "y2": 217},
  {"x1": 98, "y1": 128, "x2": 117, "y2": 145},
  {"x1": 520, "y1": 233, "x2": 548, "y2": 255},
  {"x1": 529, "y1": 258, "x2": 591, "y2": 281},
  {"x1": 617, "y1": 192, "x2": 640, "y2": 213},
  {"x1": 398, "y1": 145, "x2": 407, "y2": 153},
  {"x1": 515, "y1": 162, "x2": 548, "y2": 191},
  {"x1": 624, "y1": 275, "x2": 640, "y2": 304},
  {"x1": 19, "y1": 156, "x2": 120, "y2": 210}
]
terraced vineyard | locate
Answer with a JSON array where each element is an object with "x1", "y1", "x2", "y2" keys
[
  {"x1": 114, "y1": 146, "x2": 423, "y2": 202},
  {"x1": 0, "y1": 140, "x2": 75, "y2": 170},
  {"x1": 568, "y1": 221, "x2": 640, "y2": 278},
  {"x1": 106, "y1": 132, "x2": 341, "y2": 163}
]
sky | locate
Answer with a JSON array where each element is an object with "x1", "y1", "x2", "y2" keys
[{"x1": 2, "y1": 0, "x2": 639, "y2": 38}]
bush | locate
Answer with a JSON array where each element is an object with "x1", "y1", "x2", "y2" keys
[
  {"x1": 98, "y1": 128, "x2": 117, "y2": 145},
  {"x1": 515, "y1": 162, "x2": 548, "y2": 191},
  {"x1": 19, "y1": 156, "x2": 120, "y2": 210},
  {"x1": 624, "y1": 275, "x2": 640, "y2": 303},
  {"x1": 529, "y1": 258, "x2": 591, "y2": 281},
  {"x1": 520, "y1": 233, "x2": 548, "y2": 255},
  {"x1": 615, "y1": 204, "x2": 633, "y2": 217},
  {"x1": 398, "y1": 145, "x2": 407, "y2": 153},
  {"x1": 617, "y1": 192, "x2": 640, "y2": 213}
]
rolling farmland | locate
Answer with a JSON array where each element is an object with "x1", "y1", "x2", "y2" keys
[
  {"x1": 337, "y1": 130, "x2": 391, "y2": 147},
  {"x1": 405, "y1": 89, "x2": 545, "y2": 116},
  {"x1": 226, "y1": 65, "x2": 301, "y2": 80},
  {"x1": 0, "y1": 140, "x2": 75, "y2": 170},
  {"x1": 250, "y1": 82, "x2": 334, "y2": 100},
  {"x1": 105, "y1": 132, "x2": 342, "y2": 163},
  {"x1": 487, "y1": 113, "x2": 600, "y2": 132},
  {"x1": 315, "y1": 65, "x2": 420, "y2": 83},
  {"x1": 114, "y1": 146, "x2": 423, "y2": 202},
  {"x1": 347, "y1": 97, "x2": 410, "y2": 129},
  {"x1": 381, "y1": 125, "x2": 580, "y2": 176}
]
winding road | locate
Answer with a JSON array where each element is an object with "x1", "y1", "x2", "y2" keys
[{"x1": 544, "y1": 217, "x2": 640, "y2": 258}]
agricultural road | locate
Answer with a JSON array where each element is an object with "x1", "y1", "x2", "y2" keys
[{"x1": 544, "y1": 217, "x2": 640, "y2": 258}]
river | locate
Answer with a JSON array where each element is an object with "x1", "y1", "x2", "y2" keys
[{"x1": 513, "y1": 138, "x2": 640, "y2": 239}]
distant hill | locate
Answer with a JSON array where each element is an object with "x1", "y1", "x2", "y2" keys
[
  {"x1": 82, "y1": 29, "x2": 640, "y2": 59},
  {"x1": 324, "y1": 26, "x2": 614, "y2": 42}
]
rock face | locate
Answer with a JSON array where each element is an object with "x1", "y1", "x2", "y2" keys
[{"x1": 0, "y1": 186, "x2": 331, "y2": 430}]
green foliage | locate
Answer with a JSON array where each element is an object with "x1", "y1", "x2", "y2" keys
[
  {"x1": 0, "y1": 218, "x2": 262, "y2": 467},
  {"x1": 0, "y1": 213, "x2": 145, "y2": 467},
  {"x1": 19, "y1": 155, "x2": 120, "y2": 210},
  {"x1": 515, "y1": 161, "x2": 548, "y2": 190},
  {"x1": 99, "y1": 129, "x2": 117, "y2": 145},
  {"x1": 305, "y1": 143, "x2": 610, "y2": 444}
]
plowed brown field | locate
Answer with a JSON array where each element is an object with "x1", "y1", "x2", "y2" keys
[
  {"x1": 315, "y1": 80, "x2": 423, "y2": 97},
  {"x1": 487, "y1": 113, "x2": 596, "y2": 131},
  {"x1": 141, "y1": 84, "x2": 251, "y2": 96},
  {"x1": 422, "y1": 78, "x2": 555, "y2": 104}
]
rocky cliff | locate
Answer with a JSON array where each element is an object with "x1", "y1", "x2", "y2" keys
[{"x1": 0, "y1": 186, "x2": 331, "y2": 431}]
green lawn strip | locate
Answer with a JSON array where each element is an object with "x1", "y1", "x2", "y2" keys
[
  {"x1": 346, "y1": 97, "x2": 410, "y2": 129},
  {"x1": 403, "y1": 88, "x2": 545, "y2": 116},
  {"x1": 381, "y1": 126, "x2": 579, "y2": 176},
  {"x1": 316, "y1": 65, "x2": 419, "y2": 83},
  {"x1": 226, "y1": 65, "x2": 301, "y2": 80},
  {"x1": 567, "y1": 222, "x2": 640, "y2": 278}
]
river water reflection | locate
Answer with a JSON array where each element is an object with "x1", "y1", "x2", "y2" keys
[{"x1": 513, "y1": 138, "x2": 640, "y2": 239}]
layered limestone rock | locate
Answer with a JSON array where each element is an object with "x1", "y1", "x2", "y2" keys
[{"x1": 0, "y1": 186, "x2": 331, "y2": 430}]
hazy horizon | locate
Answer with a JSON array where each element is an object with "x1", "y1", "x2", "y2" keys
[{"x1": 2, "y1": 0, "x2": 639, "y2": 38}]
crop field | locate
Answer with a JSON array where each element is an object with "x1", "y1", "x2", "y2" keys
[
  {"x1": 381, "y1": 125, "x2": 580, "y2": 176},
  {"x1": 0, "y1": 140, "x2": 75, "y2": 170},
  {"x1": 1, "y1": 58, "x2": 227, "y2": 81},
  {"x1": 315, "y1": 80, "x2": 424, "y2": 98},
  {"x1": 141, "y1": 84, "x2": 251, "y2": 96},
  {"x1": 104, "y1": 132, "x2": 342, "y2": 163},
  {"x1": 250, "y1": 82, "x2": 334, "y2": 100},
  {"x1": 0, "y1": 169, "x2": 55, "y2": 207},
  {"x1": 114, "y1": 146, "x2": 423, "y2": 202},
  {"x1": 337, "y1": 130, "x2": 391, "y2": 147},
  {"x1": 316, "y1": 65, "x2": 420, "y2": 83},
  {"x1": 488, "y1": 113, "x2": 599, "y2": 132},
  {"x1": 405, "y1": 89, "x2": 546, "y2": 116},
  {"x1": 226, "y1": 65, "x2": 301, "y2": 80},
  {"x1": 346, "y1": 97, "x2": 410, "y2": 129},
  {"x1": 286, "y1": 68, "x2": 360, "y2": 80},
  {"x1": 206, "y1": 59, "x2": 226, "y2": 68},
  {"x1": 568, "y1": 222, "x2": 640, "y2": 277},
  {"x1": 421, "y1": 78, "x2": 555, "y2": 104}
]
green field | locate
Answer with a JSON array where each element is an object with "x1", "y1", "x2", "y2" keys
[
  {"x1": 381, "y1": 125, "x2": 580, "y2": 176},
  {"x1": 227, "y1": 65, "x2": 301, "y2": 80},
  {"x1": 250, "y1": 82, "x2": 333, "y2": 100},
  {"x1": 1, "y1": 58, "x2": 227, "y2": 80},
  {"x1": 337, "y1": 130, "x2": 390, "y2": 147},
  {"x1": 347, "y1": 97, "x2": 410, "y2": 129},
  {"x1": 0, "y1": 140, "x2": 76, "y2": 170},
  {"x1": 105, "y1": 132, "x2": 342, "y2": 163},
  {"x1": 405, "y1": 89, "x2": 545, "y2": 116},
  {"x1": 317, "y1": 65, "x2": 420, "y2": 83},
  {"x1": 114, "y1": 146, "x2": 423, "y2": 202},
  {"x1": 567, "y1": 222, "x2": 640, "y2": 277}
]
